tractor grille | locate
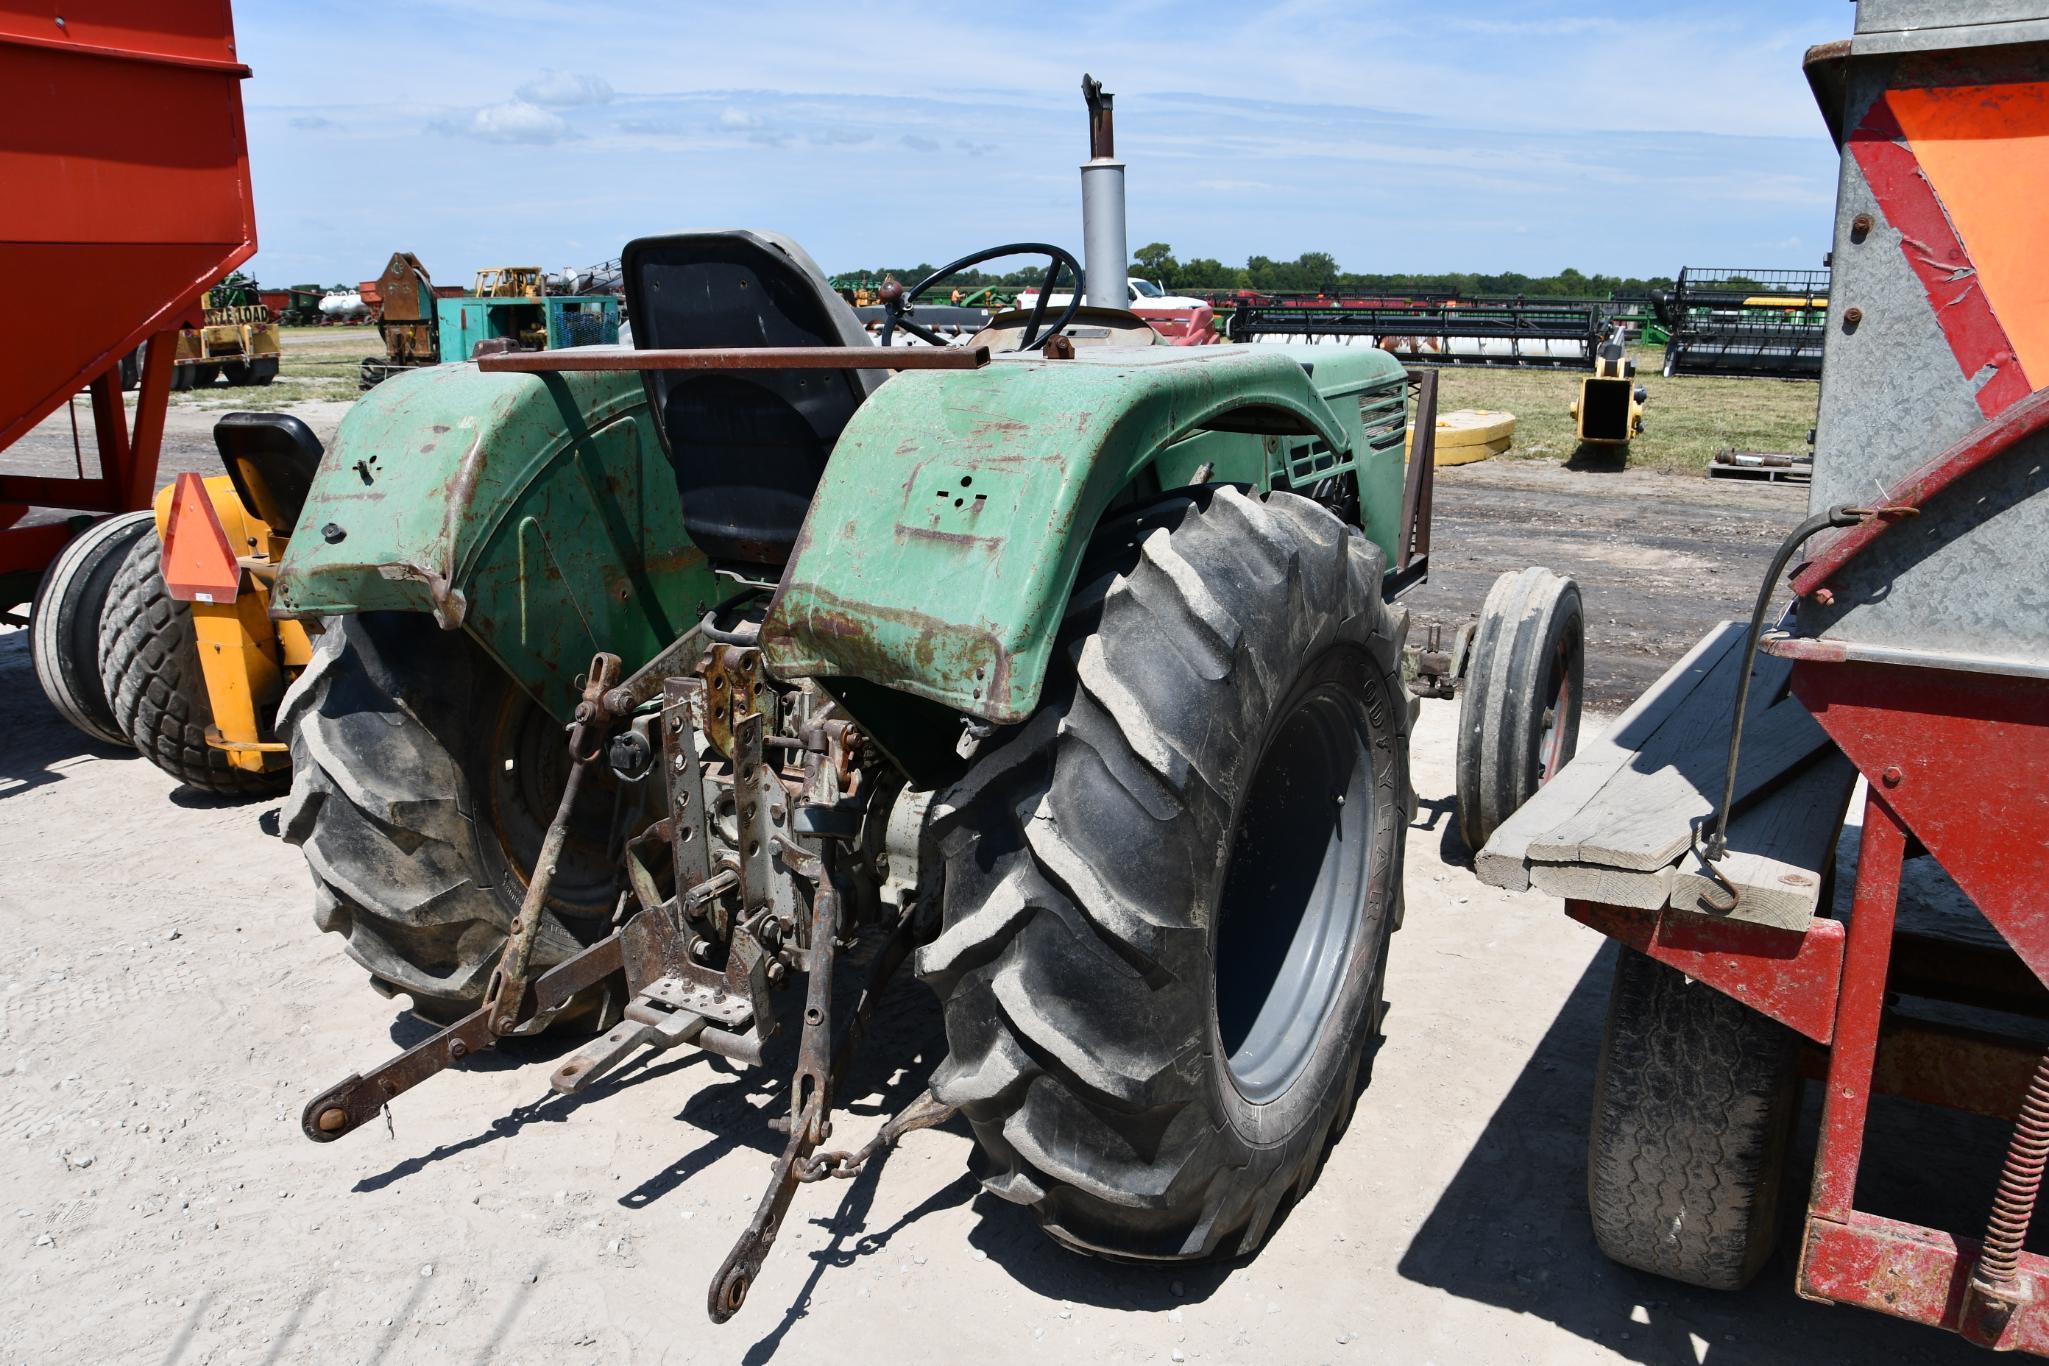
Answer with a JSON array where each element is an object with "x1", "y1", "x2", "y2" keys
[
  {"x1": 1358, "y1": 383, "x2": 1407, "y2": 451},
  {"x1": 1283, "y1": 436, "x2": 1346, "y2": 485}
]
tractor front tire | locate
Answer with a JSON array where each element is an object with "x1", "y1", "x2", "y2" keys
[
  {"x1": 918, "y1": 487, "x2": 1410, "y2": 1260},
  {"x1": 280, "y1": 613, "x2": 635, "y2": 1023},
  {"x1": 97, "y1": 532, "x2": 286, "y2": 797},
  {"x1": 1455, "y1": 566, "x2": 1583, "y2": 853},
  {"x1": 31, "y1": 510, "x2": 157, "y2": 746},
  {"x1": 1587, "y1": 947, "x2": 1801, "y2": 1290}
]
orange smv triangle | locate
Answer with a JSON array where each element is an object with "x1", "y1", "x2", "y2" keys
[
  {"x1": 160, "y1": 472, "x2": 242, "y2": 604},
  {"x1": 1889, "y1": 82, "x2": 2049, "y2": 383}
]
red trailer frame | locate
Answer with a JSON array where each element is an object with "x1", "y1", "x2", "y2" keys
[{"x1": 0, "y1": 1, "x2": 255, "y2": 600}]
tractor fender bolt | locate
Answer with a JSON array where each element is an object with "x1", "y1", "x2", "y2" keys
[
  {"x1": 317, "y1": 1107, "x2": 348, "y2": 1133},
  {"x1": 1812, "y1": 586, "x2": 1835, "y2": 607},
  {"x1": 321, "y1": 522, "x2": 347, "y2": 544},
  {"x1": 1851, "y1": 213, "x2": 1874, "y2": 239},
  {"x1": 1883, "y1": 765, "x2": 1904, "y2": 788},
  {"x1": 1843, "y1": 306, "x2": 1864, "y2": 331}
]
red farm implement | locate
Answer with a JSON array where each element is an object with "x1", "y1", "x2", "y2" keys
[
  {"x1": 1479, "y1": 2, "x2": 2049, "y2": 1353},
  {"x1": 0, "y1": 1, "x2": 255, "y2": 609}
]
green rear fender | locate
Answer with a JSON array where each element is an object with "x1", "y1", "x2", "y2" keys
[
  {"x1": 272, "y1": 363, "x2": 722, "y2": 718},
  {"x1": 761, "y1": 345, "x2": 1407, "y2": 724}
]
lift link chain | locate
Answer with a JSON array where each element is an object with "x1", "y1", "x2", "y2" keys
[{"x1": 798, "y1": 1089, "x2": 959, "y2": 1183}]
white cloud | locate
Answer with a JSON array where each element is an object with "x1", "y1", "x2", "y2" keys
[
  {"x1": 901, "y1": 133, "x2": 940, "y2": 153},
  {"x1": 288, "y1": 114, "x2": 334, "y2": 131},
  {"x1": 515, "y1": 69, "x2": 613, "y2": 107},
  {"x1": 718, "y1": 106, "x2": 765, "y2": 130},
  {"x1": 467, "y1": 100, "x2": 573, "y2": 144}
]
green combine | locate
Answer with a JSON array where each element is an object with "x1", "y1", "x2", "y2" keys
[{"x1": 273, "y1": 76, "x2": 1583, "y2": 1319}]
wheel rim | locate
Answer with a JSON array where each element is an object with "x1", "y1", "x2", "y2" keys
[
  {"x1": 1214, "y1": 682, "x2": 1375, "y2": 1104},
  {"x1": 485, "y1": 689, "x2": 637, "y2": 916},
  {"x1": 1538, "y1": 632, "x2": 1576, "y2": 782}
]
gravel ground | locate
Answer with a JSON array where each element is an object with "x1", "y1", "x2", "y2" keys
[{"x1": 0, "y1": 644, "x2": 2004, "y2": 1365}]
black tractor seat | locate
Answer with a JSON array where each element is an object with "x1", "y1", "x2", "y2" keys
[{"x1": 622, "y1": 230, "x2": 879, "y2": 569}]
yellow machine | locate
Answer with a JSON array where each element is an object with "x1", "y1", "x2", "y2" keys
[
  {"x1": 1570, "y1": 325, "x2": 1647, "y2": 448},
  {"x1": 172, "y1": 275, "x2": 282, "y2": 390},
  {"x1": 35, "y1": 408, "x2": 323, "y2": 794},
  {"x1": 471, "y1": 265, "x2": 545, "y2": 298},
  {"x1": 151, "y1": 469, "x2": 313, "y2": 778}
]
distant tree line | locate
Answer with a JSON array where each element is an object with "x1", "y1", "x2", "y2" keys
[
  {"x1": 836, "y1": 244, "x2": 1672, "y2": 297},
  {"x1": 1129, "y1": 243, "x2": 1674, "y2": 296}
]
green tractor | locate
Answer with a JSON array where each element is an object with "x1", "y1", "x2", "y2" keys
[{"x1": 280, "y1": 79, "x2": 1583, "y2": 1319}]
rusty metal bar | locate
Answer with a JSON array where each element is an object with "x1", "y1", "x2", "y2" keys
[
  {"x1": 477, "y1": 346, "x2": 990, "y2": 374},
  {"x1": 1809, "y1": 787, "x2": 1908, "y2": 1221},
  {"x1": 1383, "y1": 369, "x2": 1438, "y2": 598}
]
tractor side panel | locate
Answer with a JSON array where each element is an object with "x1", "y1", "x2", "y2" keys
[
  {"x1": 761, "y1": 346, "x2": 1397, "y2": 723},
  {"x1": 272, "y1": 364, "x2": 720, "y2": 717}
]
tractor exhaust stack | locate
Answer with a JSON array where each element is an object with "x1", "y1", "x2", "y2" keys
[{"x1": 1080, "y1": 75, "x2": 1127, "y2": 311}]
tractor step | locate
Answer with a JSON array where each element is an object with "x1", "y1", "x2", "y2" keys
[{"x1": 549, "y1": 974, "x2": 759, "y2": 1094}]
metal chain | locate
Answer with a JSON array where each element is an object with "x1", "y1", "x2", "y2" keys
[{"x1": 795, "y1": 1089, "x2": 957, "y2": 1184}]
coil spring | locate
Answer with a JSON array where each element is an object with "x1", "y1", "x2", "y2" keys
[{"x1": 1980, "y1": 1052, "x2": 2049, "y2": 1287}]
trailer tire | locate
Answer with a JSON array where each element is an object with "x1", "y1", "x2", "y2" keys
[
  {"x1": 30, "y1": 510, "x2": 157, "y2": 746},
  {"x1": 96, "y1": 533, "x2": 285, "y2": 797},
  {"x1": 170, "y1": 364, "x2": 194, "y2": 393},
  {"x1": 1587, "y1": 947, "x2": 1801, "y2": 1290},
  {"x1": 918, "y1": 487, "x2": 1410, "y2": 1261},
  {"x1": 279, "y1": 613, "x2": 636, "y2": 1023},
  {"x1": 188, "y1": 364, "x2": 218, "y2": 389},
  {"x1": 1455, "y1": 566, "x2": 1583, "y2": 853}
]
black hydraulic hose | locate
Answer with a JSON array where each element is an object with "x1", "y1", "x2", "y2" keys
[
  {"x1": 1695, "y1": 503, "x2": 1868, "y2": 912},
  {"x1": 700, "y1": 609, "x2": 760, "y2": 647},
  {"x1": 1698, "y1": 501, "x2": 1919, "y2": 909}
]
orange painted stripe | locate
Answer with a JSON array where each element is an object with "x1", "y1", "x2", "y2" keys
[{"x1": 1889, "y1": 83, "x2": 2049, "y2": 385}]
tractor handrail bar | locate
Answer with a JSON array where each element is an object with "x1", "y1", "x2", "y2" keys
[{"x1": 477, "y1": 346, "x2": 991, "y2": 373}]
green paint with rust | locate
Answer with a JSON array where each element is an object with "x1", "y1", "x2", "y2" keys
[
  {"x1": 272, "y1": 362, "x2": 721, "y2": 717},
  {"x1": 760, "y1": 344, "x2": 1408, "y2": 723}
]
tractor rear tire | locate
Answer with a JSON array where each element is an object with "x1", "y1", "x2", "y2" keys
[
  {"x1": 917, "y1": 487, "x2": 1410, "y2": 1260},
  {"x1": 30, "y1": 510, "x2": 156, "y2": 746},
  {"x1": 1587, "y1": 946, "x2": 1801, "y2": 1290},
  {"x1": 279, "y1": 613, "x2": 636, "y2": 1023},
  {"x1": 97, "y1": 532, "x2": 286, "y2": 797},
  {"x1": 1455, "y1": 566, "x2": 1583, "y2": 853}
]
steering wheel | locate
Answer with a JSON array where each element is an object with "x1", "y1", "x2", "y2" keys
[{"x1": 878, "y1": 242, "x2": 1084, "y2": 352}]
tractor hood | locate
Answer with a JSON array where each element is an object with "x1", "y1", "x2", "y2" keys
[{"x1": 760, "y1": 343, "x2": 1396, "y2": 723}]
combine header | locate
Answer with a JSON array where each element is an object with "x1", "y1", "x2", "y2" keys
[
  {"x1": 1226, "y1": 297, "x2": 1603, "y2": 369},
  {"x1": 1483, "y1": 2, "x2": 2049, "y2": 1352},
  {"x1": 1653, "y1": 266, "x2": 1830, "y2": 378}
]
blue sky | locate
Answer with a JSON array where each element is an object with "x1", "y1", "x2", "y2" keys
[{"x1": 237, "y1": 1, "x2": 1848, "y2": 288}]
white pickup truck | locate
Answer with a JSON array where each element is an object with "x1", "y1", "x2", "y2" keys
[{"x1": 1014, "y1": 276, "x2": 1209, "y2": 312}]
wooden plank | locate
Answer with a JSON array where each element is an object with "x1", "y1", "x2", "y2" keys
[
  {"x1": 1524, "y1": 649, "x2": 1829, "y2": 872},
  {"x1": 1473, "y1": 622, "x2": 1742, "y2": 893},
  {"x1": 1530, "y1": 859, "x2": 1675, "y2": 910},
  {"x1": 1670, "y1": 747, "x2": 1859, "y2": 930}
]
